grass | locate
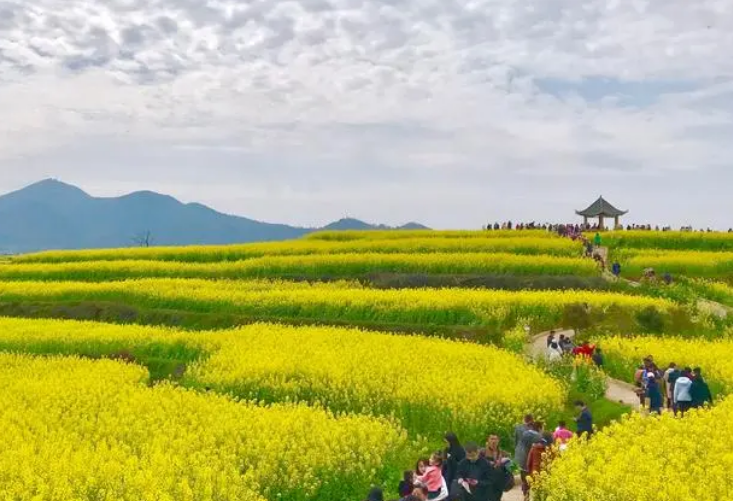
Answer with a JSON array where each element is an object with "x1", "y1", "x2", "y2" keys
[
  {"x1": 0, "y1": 299, "x2": 511, "y2": 345},
  {"x1": 547, "y1": 395, "x2": 632, "y2": 436}
]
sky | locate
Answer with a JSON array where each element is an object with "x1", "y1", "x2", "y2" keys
[{"x1": 1, "y1": 0, "x2": 732, "y2": 230}]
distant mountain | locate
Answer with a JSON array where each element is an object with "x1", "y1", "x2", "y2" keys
[
  {"x1": 0, "y1": 180, "x2": 429, "y2": 253},
  {"x1": 321, "y1": 218, "x2": 428, "y2": 231},
  {"x1": 322, "y1": 218, "x2": 376, "y2": 231}
]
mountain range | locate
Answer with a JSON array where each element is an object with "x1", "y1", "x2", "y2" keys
[{"x1": 0, "y1": 179, "x2": 428, "y2": 253}]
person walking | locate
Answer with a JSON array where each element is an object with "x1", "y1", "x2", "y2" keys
[
  {"x1": 546, "y1": 341, "x2": 563, "y2": 362},
  {"x1": 574, "y1": 401, "x2": 593, "y2": 437},
  {"x1": 482, "y1": 435, "x2": 512, "y2": 500},
  {"x1": 674, "y1": 368, "x2": 694, "y2": 416},
  {"x1": 546, "y1": 331, "x2": 555, "y2": 348},
  {"x1": 594, "y1": 232, "x2": 602, "y2": 247},
  {"x1": 443, "y1": 432, "x2": 466, "y2": 490},
  {"x1": 646, "y1": 373, "x2": 663, "y2": 414},
  {"x1": 513, "y1": 415, "x2": 533, "y2": 469},
  {"x1": 691, "y1": 367, "x2": 713, "y2": 408},
  {"x1": 592, "y1": 348, "x2": 604, "y2": 368},
  {"x1": 482, "y1": 435, "x2": 509, "y2": 465},
  {"x1": 526, "y1": 433, "x2": 555, "y2": 499},
  {"x1": 611, "y1": 261, "x2": 621, "y2": 277},
  {"x1": 453, "y1": 442, "x2": 496, "y2": 501},
  {"x1": 663, "y1": 363, "x2": 681, "y2": 410},
  {"x1": 518, "y1": 422, "x2": 544, "y2": 501}
]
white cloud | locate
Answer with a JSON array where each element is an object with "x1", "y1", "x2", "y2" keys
[{"x1": 0, "y1": 0, "x2": 731, "y2": 228}]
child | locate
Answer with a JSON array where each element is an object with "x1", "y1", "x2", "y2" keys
[
  {"x1": 415, "y1": 452, "x2": 445, "y2": 500},
  {"x1": 398, "y1": 470, "x2": 414, "y2": 498},
  {"x1": 553, "y1": 421, "x2": 574, "y2": 451}
]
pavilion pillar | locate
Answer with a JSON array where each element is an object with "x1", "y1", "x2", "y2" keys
[
  {"x1": 583, "y1": 216, "x2": 588, "y2": 226},
  {"x1": 598, "y1": 216, "x2": 605, "y2": 230},
  {"x1": 614, "y1": 216, "x2": 619, "y2": 229}
]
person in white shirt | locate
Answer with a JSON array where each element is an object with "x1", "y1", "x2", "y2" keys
[
  {"x1": 546, "y1": 342, "x2": 563, "y2": 362},
  {"x1": 673, "y1": 368, "x2": 693, "y2": 416}
]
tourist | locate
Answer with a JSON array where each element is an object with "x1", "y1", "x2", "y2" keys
[
  {"x1": 663, "y1": 272, "x2": 673, "y2": 285},
  {"x1": 646, "y1": 373, "x2": 663, "y2": 414},
  {"x1": 526, "y1": 433, "x2": 555, "y2": 499},
  {"x1": 481, "y1": 435, "x2": 513, "y2": 499},
  {"x1": 513, "y1": 414, "x2": 533, "y2": 468},
  {"x1": 594, "y1": 232, "x2": 602, "y2": 246},
  {"x1": 673, "y1": 368, "x2": 694, "y2": 416},
  {"x1": 482, "y1": 435, "x2": 509, "y2": 465},
  {"x1": 546, "y1": 341, "x2": 563, "y2": 362},
  {"x1": 663, "y1": 363, "x2": 681, "y2": 410},
  {"x1": 559, "y1": 335, "x2": 574, "y2": 354},
  {"x1": 518, "y1": 422, "x2": 544, "y2": 501},
  {"x1": 572, "y1": 341, "x2": 595, "y2": 358},
  {"x1": 611, "y1": 261, "x2": 621, "y2": 277},
  {"x1": 365, "y1": 487, "x2": 384, "y2": 501},
  {"x1": 585, "y1": 241, "x2": 594, "y2": 257},
  {"x1": 691, "y1": 367, "x2": 713, "y2": 408},
  {"x1": 553, "y1": 421, "x2": 574, "y2": 450},
  {"x1": 592, "y1": 347, "x2": 604, "y2": 368},
  {"x1": 416, "y1": 458, "x2": 429, "y2": 477},
  {"x1": 442, "y1": 432, "x2": 466, "y2": 489},
  {"x1": 415, "y1": 452, "x2": 445, "y2": 500},
  {"x1": 546, "y1": 331, "x2": 555, "y2": 347},
  {"x1": 454, "y1": 442, "x2": 495, "y2": 501},
  {"x1": 399, "y1": 471, "x2": 415, "y2": 498},
  {"x1": 574, "y1": 401, "x2": 593, "y2": 437}
]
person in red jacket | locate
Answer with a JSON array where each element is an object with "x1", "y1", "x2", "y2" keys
[
  {"x1": 572, "y1": 342, "x2": 595, "y2": 358},
  {"x1": 525, "y1": 434, "x2": 555, "y2": 500}
]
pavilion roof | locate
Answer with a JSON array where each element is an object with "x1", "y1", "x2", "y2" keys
[{"x1": 576, "y1": 196, "x2": 628, "y2": 217}]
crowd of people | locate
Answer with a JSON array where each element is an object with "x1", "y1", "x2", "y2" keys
[
  {"x1": 545, "y1": 331, "x2": 604, "y2": 368},
  {"x1": 363, "y1": 410, "x2": 597, "y2": 501},
  {"x1": 633, "y1": 357, "x2": 713, "y2": 414},
  {"x1": 484, "y1": 221, "x2": 733, "y2": 233}
]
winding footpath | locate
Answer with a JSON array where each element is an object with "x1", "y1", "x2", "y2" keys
[
  {"x1": 527, "y1": 329, "x2": 640, "y2": 409},
  {"x1": 502, "y1": 330, "x2": 641, "y2": 501}
]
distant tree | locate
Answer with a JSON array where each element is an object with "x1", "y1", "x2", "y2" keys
[{"x1": 132, "y1": 230, "x2": 154, "y2": 247}]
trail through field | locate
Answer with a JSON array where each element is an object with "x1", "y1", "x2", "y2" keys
[
  {"x1": 527, "y1": 329, "x2": 640, "y2": 409},
  {"x1": 500, "y1": 329, "x2": 641, "y2": 500},
  {"x1": 698, "y1": 298, "x2": 729, "y2": 319}
]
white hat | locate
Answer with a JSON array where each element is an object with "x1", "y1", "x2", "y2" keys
[{"x1": 647, "y1": 372, "x2": 656, "y2": 378}]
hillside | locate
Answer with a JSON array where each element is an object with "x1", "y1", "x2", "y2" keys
[{"x1": 0, "y1": 180, "x2": 427, "y2": 253}]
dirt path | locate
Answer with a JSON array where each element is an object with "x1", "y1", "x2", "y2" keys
[
  {"x1": 699, "y1": 298, "x2": 729, "y2": 319},
  {"x1": 527, "y1": 329, "x2": 640, "y2": 410}
]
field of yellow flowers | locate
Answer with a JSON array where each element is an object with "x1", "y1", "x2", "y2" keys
[
  {"x1": 2, "y1": 227, "x2": 730, "y2": 501},
  {"x1": 0, "y1": 252, "x2": 599, "y2": 280},
  {"x1": 15, "y1": 235, "x2": 581, "y2": 263},
  {"x1": 0, "y1": 317, "x2": 563, "y2": 441},
  {"x1": 599, "y1": 331, "x2": 733, "y2": 395},
  {"x1": 533, "y1": 397, "x2": 733, "y2": 501},
  {"x1": 0, "y1": 352, "x2": 409, "y2": 501},
  {"x1": 305, "y1": 229, "x2": 552, "y2": 241},
  {"x1": 615, "y1": 249, "x2": 733, "y2": 280},
  {"x1": 602, "y1": 230, "x2": 733, "y2": 251},
  {"x1": 187, "y1": 323, "x2": 565, "y2": 439},
  {"x1": 0, "y1": 278, "x2": 674, "y2": 335}
]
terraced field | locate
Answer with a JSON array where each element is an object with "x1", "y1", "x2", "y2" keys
[{"x1": 1, "y1": 228, "x2": 731, "y2": 501}]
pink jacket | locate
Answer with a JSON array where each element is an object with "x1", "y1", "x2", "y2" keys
[{"x1": 417, "y1": 465, "x2": 443, "y2": 492}]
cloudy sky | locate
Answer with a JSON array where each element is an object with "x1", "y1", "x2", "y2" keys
[{"x1": 1, "y1": 0, "x2": 732, "y2": 229}]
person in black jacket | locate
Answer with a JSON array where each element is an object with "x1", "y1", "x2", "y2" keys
[
  {"x1": 452, "y1": 442, "x2": 498, "y2": 501},
  {"x1": 691, "y1": 367, "x2": 713, "y2": 408},
  {"x1": 443, "y1": 432, "x2": 466, "y2": 489}
]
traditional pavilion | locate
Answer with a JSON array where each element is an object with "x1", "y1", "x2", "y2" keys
[{"x1": 576, "y1": 196, "x2": 628, "y2": 230}]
